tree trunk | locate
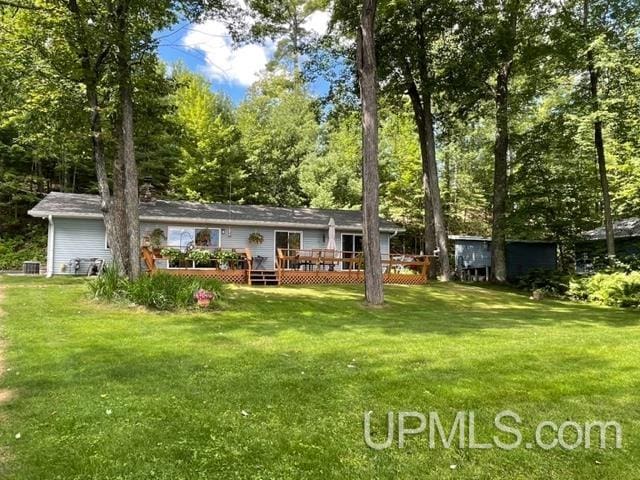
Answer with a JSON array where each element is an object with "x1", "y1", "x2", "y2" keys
[
  {"x1": 67, "y1": 0, "x2": 127, "y2": 274},
  {"x1": 423, "y1": 177, "x2": 437, "y2": 279},
  {"x1": 491, "y1": 63, "x2": 510, "y2": 282},
  {"x1": 406, "y1": 79, "x2": 450, "y2": 280},
  {"x1": 357, "y1": 0, "x2": 383, "y2": 306},
  {"x1": 584, "y1": 0, "x2": 615, "y2": 258},
  {"x1": 115, "y1": 1, "x2": 140, "y2": 280},
  {"x1": 423, "y1": 94, "x2": 451, "y2": 281},
  {"x1": 85, "y1": 77, "x2": 127, "y2": 274}
]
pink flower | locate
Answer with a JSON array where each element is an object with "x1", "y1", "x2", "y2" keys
[{"x1": 194, "y1": 289, "x2": 215, "y2": 301}]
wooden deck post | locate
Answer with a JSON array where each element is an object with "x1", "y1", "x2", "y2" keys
[
  {"x1": 245, "y1": 247, "x2": 253, "y2": 285},
  {"x1": 141, "y1": 246, "x2": 156, "y2": 273}
]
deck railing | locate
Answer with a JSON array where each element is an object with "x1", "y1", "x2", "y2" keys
[
  {"x1": 141, "y1": 246, "x2": 253, "y2": 272},
  {"x1": 276, "y1": 248, "x2": 430, "y2": 274}
]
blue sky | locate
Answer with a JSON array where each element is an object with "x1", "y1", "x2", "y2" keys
[{"x1": 156, "y1": 12, "x2": 331, "y2": 104}]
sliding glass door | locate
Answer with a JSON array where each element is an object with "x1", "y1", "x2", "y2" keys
[
  {"x1": 275, "y1": 231, "x2": 302, "y2": 269},
  {"x1": 341, "y1": 234, "x2": 363, "y2": 270}
]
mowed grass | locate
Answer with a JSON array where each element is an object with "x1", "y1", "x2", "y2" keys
[{"x1": 0, "y1": 276, "x2": 639, "y2": 479}]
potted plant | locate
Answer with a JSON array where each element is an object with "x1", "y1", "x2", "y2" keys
[
  {"x1": 149, "y1": 228, "x2": 166, "y2": 256},
  {"x1": 214, "y1": 250, "x2": 240, "y2": 270},
  {"x1": 248, "y1": 232, "x2": 264, "y2": 245},
  {"x1": 160, "y1": 247, "x2": 185, "y2": 268},
  {"x1": 194, "y1": 288, "x2": 216, "y2": 307},
  {"x1": 187, "y1": 249, "x2": 213, "y2": 268}
]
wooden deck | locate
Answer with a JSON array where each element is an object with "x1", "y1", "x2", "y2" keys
[{"x1": 141, "y1": 247, "x2": 430, "y2": 286}]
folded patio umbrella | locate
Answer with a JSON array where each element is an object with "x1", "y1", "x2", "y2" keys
[{"x1": 326, "y1": 217, "x2": 337, "y2": 251}]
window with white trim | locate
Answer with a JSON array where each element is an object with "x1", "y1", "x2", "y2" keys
[{"x1": 166, "y1": 227, "x2": 221, "y2": 252}]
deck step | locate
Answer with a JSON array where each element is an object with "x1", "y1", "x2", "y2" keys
[{"x1": 249, "y1": 270, "x2": 279, "y2": 286}]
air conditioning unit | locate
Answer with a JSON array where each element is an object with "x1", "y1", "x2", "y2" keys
[{"x1": 23, "y1": 261, "x2": 41, "y2": 275}]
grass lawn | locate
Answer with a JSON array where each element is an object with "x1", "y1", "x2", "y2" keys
[{"x1": 0, "y1": 276, "x2": 639, "y2": 479}]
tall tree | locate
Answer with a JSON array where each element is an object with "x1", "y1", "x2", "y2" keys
[
  {"x1": 372, "y1": 0, "x2": 456, "y2": 280},
  {"x1": 357, "y1": 0, "x2": 383, "y2": 305},
  {"x1": 552, "y1": 0, "x2": 640, "y2": 255},
  {"x1": 457, "y1": 0, "x2": 551, "y2": 281},
  {"x1": 583, "y1": 0, "x2": 613, "y2": 257},
  {"x1": 489, "y1": 0, "x2": 518, "y2": 282},
  {"x1": 170, "y1": 67, "x2": 246, "y2": 203},
  {"x1": 237, "y1": 73, "x2": 319, "y2": 206},
  {"x1": 299, "y1": 111, "x2": 362, "y2": 209},
  {"x1": 245, "y1": 0, "x2": 329, "y2": 75}
]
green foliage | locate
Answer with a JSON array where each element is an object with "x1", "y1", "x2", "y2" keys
[
  {"x1": 569, "y1": 272, "x2": 640, "y2": 308},
  {"x1": 160, "y1": 247, "x2": 184, "y2": 262},
  {"x1": 88, "y1": 267, "x2": 225, "y2": 310},
  {"x1": 378, "y1": 105, "x2": 424, "y2": 234},
  {"x1": 187, "y1": 249, "x2": 213, "y2": 265},
  {"x1": 591, "y1": 255, "x2": 640, "y2": 274},
  {"x1": 87, "y1": 264, "x2": 129, "y2": 302},
  {"x1": 237, "y1": 73, "x2": 319, "y2": 206},
  {"x1": 0, "y1": 228, "x2": 47, "y2": 270},
  {"x1": 248, "y1": 232, "x2": 264, "y2": 244},
  {"x1": 148, "y1": 228, "x2": 166, "y2": 249},
  {"x1": 300, "y1": 111, "x2": 362, "y2": 209},
  {"x1": 169, "y1": 66, "x2": 246, "y2": 203},
  {"x1": 244, "y1": 0, "x2": 330, "y2": 74},
  {"x1": 515, "y1": 269, "x2": 571, "y2": 296},
  {"x1": 125, "y1": 273, "x2": 224, "y2": 310},
  {"x1": 213, "y1": 250, "x2": 240, "y2": 263}
]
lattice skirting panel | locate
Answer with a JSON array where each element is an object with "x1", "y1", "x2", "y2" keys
[
  {"x1": 161, "y1": 269, "x2": 248, "y2": 284},
  {"x1": 383, "y1": 274, "x2": 428, "y2": 285},
  {"x1": 279, "y1": 271, "x2": 427, "y2": 285}
]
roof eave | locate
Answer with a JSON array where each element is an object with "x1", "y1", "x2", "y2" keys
[{"x1": 29, "y1": 210, "x2": 401, "y2": 233}]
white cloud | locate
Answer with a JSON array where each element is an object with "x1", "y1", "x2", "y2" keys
[
  {"x1": 181, "y1": 7, "x2": 330, "y2": 88},
  {"x1": 182, "y1": 20, "x2": 274, "y2": 87},
  {"x1": 303, "y1": 10, "x2": 331, "y2": 37}
]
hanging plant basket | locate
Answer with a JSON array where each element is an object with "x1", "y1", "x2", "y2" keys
[{"x1": 248, "y1": 232, "x2": 264, "y2": 245}]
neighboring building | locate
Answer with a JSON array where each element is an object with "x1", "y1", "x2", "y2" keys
[
  {"x1": 450, "y1": 235, "x2": 558, "y2": 281},
  {"x1": 576, "y1": 217, "x2": 640, "y2": 259},
  {"x1": 28, "y1": 192, "x2": 401, "y2": 278}
]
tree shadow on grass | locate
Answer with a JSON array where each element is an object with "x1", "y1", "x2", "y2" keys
[{"x1": 171, "y1": 283, "x2": 640, "y2": 339}]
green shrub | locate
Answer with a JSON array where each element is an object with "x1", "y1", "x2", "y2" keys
[
  {"x1": 587, "y1": 254, "x2": 640, "y2": 274},
  {"x1": 213, "y1": 250, "x2": 240, "y2": 263},
  {"x1": 0, "y1": 231, "x2": 46, "y2": 270},
  {"x1": 87, "y1": 264, "x2": 128, "y2": 301},
  {"x1": 514, "y1": 269, "x2": 570, "y2": 296},
  {"x1": 160, "y1": 247, "x2": 183, "y2": 262},
  {"x1": 567, "y1": 277, "x2": 590, "y2": 301},
  {"x1": 88, "y1": 269, "x2": 224, "y2": 310},
  {"x1": 568, "y1": 272, "x2": 640, "y2": 308},
  {"x1": 187, "y1": 249, "x2": 213, "y2": 266},
  {"x1": 126, "y1": 273, "x2": 224, "y2": 310}
]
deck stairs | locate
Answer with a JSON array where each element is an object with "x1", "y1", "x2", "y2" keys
[{"x1": 249, "y1": 270, "x2": 279, "y2": 286}]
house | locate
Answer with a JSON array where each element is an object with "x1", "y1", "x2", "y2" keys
[
  {"x1": 29, "y1": 192, "x2": 429, "y2": 285},
  {"x1": 576, "y1": 218, "x2": 640, "y2": 258},
  {"x1": 450, "y1": 235, "x2": 558, "y2": 281}
]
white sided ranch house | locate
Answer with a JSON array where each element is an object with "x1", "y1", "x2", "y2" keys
[{"x1": 29, "y1": 192, "x2": 430, "y2": 286}]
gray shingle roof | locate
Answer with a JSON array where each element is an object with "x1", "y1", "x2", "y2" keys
[
  {"x1": 28, "y1": 192, "x2": 400, "y2": 232},
  {"x1": 582, "y1": 217, "x2": 640, "y2": 240}
]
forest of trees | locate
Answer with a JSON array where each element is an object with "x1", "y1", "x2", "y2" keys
[{"x1": 1, "y1": 0, "x2": 639, "y2": 277}]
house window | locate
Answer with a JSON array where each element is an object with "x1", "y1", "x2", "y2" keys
[
  {"x1": 166, "y1": 226, "x2": 221, "y2": 268},
  {"x1": 167, "y1": 227, "x2": 221, "y2": 252}
]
